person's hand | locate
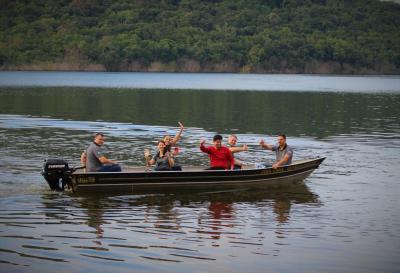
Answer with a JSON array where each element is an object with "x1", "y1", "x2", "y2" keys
[
  {"x1": 108, "y1": 159, "x2": 118, "y2": 164},
  {"x1": 200, "y1": 139, "x2": 206, "y2": 145},
  {"x1": 259, "y1": 139, "x2": 265, "y2": 146},
  {"x1": 144, "y1": 149, "x2": 151, "y2": 158},
  {"x1": 172, "y1": 147, "x2": 179, "y2": 156},
  {"x1": 272, "y1": 163, "x2": 279, "y2": 169},
  {"x1": 178, "y1": 121, "x2": 184, "y2": 129}
]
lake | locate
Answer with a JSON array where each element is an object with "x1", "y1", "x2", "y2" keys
[{"x1": 0, "y1": 72, "x2": 399, "y2": 273}]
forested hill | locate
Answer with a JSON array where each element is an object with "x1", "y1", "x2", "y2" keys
[{"x1": 1, "y1": 0, "x2": 400, "y2": 74}]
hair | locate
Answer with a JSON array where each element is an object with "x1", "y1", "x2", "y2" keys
[
  {"x1": 229, "y1": 134, "x2": 237, "y2": 140},
  {"x1": 278, "y1": 134, "x2": 286, "y2": 139},
  {"x1": 94, "y1": 133, "x2": 104, "y2": 138},
  {"x1": 213, "y1": 134, "x2": 223, "y2": 141},
  {"x1": 158, "y1": 140, "x2": 166, "y2": 145}
]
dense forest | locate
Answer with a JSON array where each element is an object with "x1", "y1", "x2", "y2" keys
[{"x1": 1, "y1": 0, "x2": 399, "y2": 74}]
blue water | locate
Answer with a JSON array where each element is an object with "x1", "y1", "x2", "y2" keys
[{"x1": 1, "y1": 71, "x2": 400, "y2": 93}]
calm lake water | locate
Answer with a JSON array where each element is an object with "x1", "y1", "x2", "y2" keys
[{"x1": 0, "y1": 72, "x2": 399, "y2": 273}]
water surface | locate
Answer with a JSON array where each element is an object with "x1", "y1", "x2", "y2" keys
[
  {"x1": 0, "y1": 75, "x2": 399, "y2": 273},
  {"x1": 1, "y1": 71, "x2": 400, "y2": 93}
]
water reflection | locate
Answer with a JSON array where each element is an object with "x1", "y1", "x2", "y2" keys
[
  {"x1": 66, "y1": 183, "x2": 319, "y2": 244},
  {"x1": 79, "y1": 196, "x2": 106, "y2": 238},
  {"x1": 0, "y1": 87, "x2": 399, "y2": 137},
  {"x1": 1, "y1": 85, "x2": 399, "y2": 272},
  {"x1": 0, "y1": 184, "x2": 320, "y2": 270}
]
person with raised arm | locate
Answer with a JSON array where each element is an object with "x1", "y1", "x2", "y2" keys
[
  {"x1": 259, "y1": 134, "x2": 293, "y2": 169},
  {"x1": 144, "y1": 122, "x2": 184, "y2": 170},
  {"x1": 227, "y1": 134, "x2": 248, "y2": 169},
  {"x1": 147, "y1": 140, "x2": 175, "y2": 171},
  {"x1": 200, "y1": 134, "x2": 234, "y2": 170},
  {"x1": 163, "y1": 121, "x2": 184, "y2": 153}
]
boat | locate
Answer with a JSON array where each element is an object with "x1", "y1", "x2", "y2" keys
[{"x1": 41, "y1": 157, "x2": 326, "y2": 193}]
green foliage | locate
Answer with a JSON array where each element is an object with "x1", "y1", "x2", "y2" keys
[{"x1": 0, "y1": 0, "x2": 399, "y2": 73}]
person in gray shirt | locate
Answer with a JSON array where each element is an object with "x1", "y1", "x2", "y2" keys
[
  {"x1": 146, "y1": 140, "x2": 175, "y2": 171},
  {"x1": 259, "y1": 134, "x2": 293, "y2": 169},
  {"x1": 81, "y1": 133, "x2": 121, "y2": 172}
]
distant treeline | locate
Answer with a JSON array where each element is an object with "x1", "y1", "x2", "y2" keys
[{"x1": 1, "y1": 0, "x2": 400, "y2": 74}]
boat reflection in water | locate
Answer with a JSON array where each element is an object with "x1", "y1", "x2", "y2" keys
[
  {"x1": 1, "y1": 180, "x2": 320, "y2": 271},
  {"x1": 42, "y1": 181, "x2": 319, "y2": 240}
]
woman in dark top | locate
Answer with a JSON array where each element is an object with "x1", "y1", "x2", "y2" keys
[
  {"x1": 146, "y1": 140, "x2": 175, "y2": 171},
  {"x1": 144, "y1": 122, "x2": 184, "y2": 170}
]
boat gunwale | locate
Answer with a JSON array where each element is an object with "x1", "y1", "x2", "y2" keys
[
  {"x1": 74, "y1": 157, "x2": 325, "y2": 175},
  {"x1": 71, "y1": 157, "x2": 325, "y2": 184},
  {"x1": 76, "y1": 169, "x2": 316, "y2": 189}
]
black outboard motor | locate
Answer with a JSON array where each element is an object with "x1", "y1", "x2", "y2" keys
[{"x1": 41, "y1": 159, "x2": 72, "y2": 191}]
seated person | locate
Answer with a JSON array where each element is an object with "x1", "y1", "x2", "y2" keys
[
  {"x1": 146, "y1": 140, "x2": 175, "y2": 171},
  {"x1": 259, "y1": 134, "x2": 293, "y2": 169},
  {"x1": 227, "y1": 134, "x2": 248, "y2": 169},
  {"x1": 200, "y1": 134, "x2": 234, "y2": 170},
  {"x1": 80, "y1": 150, "x2": 87, "y2": 172},
  {"x1": 163, "y1": 121, "x2": 184, "y2": 152},
  {"x1": 144, "y1": 122, "x2": 184, "y2": 170},
  {"x1": 84, "y1": 133, "x2": 121, "y2": 172}
]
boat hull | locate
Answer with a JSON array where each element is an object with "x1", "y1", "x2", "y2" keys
[{"x1": 69, "y1": 157, "x2": 325, "y2": 193}]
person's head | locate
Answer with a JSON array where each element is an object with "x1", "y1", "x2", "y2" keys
[
  {"x1": 163, "y1": 135, "x2": 172, "y2": 145},
  {"x1": 94, "y1": 133, "x2": 105, "y2": 146},
  {"x1": 277, "y1": 134, "x2": 287, "y2": 147},
  {"x1": 157, "y1": 140, "x2": 166, "y2": 151},
  {"x1": 213, "y1": 134, "x2": 223, "y2": 148},
  {"x1": 228, "y1": 134, "x2": 237, "y2": 146}
]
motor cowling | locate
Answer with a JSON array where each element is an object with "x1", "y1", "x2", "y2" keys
[{"x1": 41, "y1": 159, "x2": 72, "y2": 191}]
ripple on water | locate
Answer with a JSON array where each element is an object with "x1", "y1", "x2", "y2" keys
[{"x1": 1, "y1": 111, "x2": 400, "y2": 272}]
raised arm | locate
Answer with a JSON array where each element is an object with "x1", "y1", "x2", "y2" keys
[
  {"x1": 144, "y1": 149, "x2": 153, "y2": 166},
  {"x1": 259, "y1": 139, "x2": 273, "y2": 150},
  {"x1": 229, "y1": 144, "x2": 248, "y2": 153},
  {"x1": 200, "y1": 139, "x2": 211, "y2": 154},
  {"x1": 170, "y1": 122, "x2": 184, "y2": 146}
]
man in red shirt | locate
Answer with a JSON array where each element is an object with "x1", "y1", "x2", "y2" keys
[{"x1": 200, "y1": 134, "x2": 234, "y2": 170}]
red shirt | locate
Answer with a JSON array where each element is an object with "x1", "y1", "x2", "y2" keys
[{"x1": 200, "y1": 144, "x2": 234, "y2": 169}]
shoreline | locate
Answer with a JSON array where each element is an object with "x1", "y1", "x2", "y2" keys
[{"x1": 1, "y1": 61, "x2": 399, "y2": 75}]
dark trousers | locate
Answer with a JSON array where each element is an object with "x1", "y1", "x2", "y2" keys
[
  {"x1": 98, "y1": 164, "x2": 122, "y2": 172},
  {"x1": 154, "y1": 165, "x2": 182, "y2": 171},
  {"x1": 206, "y1": 166, "x2": 226, "y2": 170}
]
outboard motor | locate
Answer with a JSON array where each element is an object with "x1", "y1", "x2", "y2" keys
[{"x1": 41, "y1": 159, "x2": 72, "y2": 191}]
